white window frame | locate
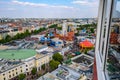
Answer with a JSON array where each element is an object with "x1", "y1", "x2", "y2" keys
[{"x1": 95, "y1": 0, "x2": 115, "y2": 80}]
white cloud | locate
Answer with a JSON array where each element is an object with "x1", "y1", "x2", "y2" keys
[
  {"x1": 72, "y1": 0, "x2": 98, "y2": 6},
  {"x1": 12, "y1": 0, "x2": 74, "y2": 9},
  {"x1": 12, "y1": 0, "x2": 48, "y2": 7},
  {"x1": 0, "y1": 0, "x2": 99, "y2": 18}
]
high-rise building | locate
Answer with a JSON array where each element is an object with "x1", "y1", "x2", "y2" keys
[{"x1": 62, "y1": 21, "x2": 67, "y2": 36}]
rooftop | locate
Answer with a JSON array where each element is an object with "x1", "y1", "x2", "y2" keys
[
  {"x1": 51, "y1": 65, "x2": 80, "y2": 80},
  {"x1": 0, "y1": 59, "x2": 23, "y2": 73},
  {"x1": 0, "y1": 49, "x2": 36, "y2": 60},
  {"x1": 72, "y1": 54, "x2": 94, "y2": 67},
  {"x1": 37, "y1": 73, "x2": 60, "y2": 80},
  {"x1": 0, "y1": 45, "x2": 9, "y2": 50}
]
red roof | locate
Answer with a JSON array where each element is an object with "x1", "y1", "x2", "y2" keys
[
  {"x1": 55, "y1": 31, "x2": 74, "y2": 41},
  {"x1": 79, "y1": 40, "x2": 94, "y2": 48},
  {"x1": 67, "y1": 32, "x2": 74, "y2": 37}
]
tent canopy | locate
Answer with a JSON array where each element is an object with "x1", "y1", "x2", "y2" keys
[{"x1": 79, "y1": 40, "x2": 94, "y2": 48}]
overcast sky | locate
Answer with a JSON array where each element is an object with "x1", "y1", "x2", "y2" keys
[{"x1": 0, "y1": 0, "x2": 99, "y2": 18}]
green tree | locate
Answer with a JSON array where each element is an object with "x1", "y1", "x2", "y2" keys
[
  {"x1": 41, "y1": 64, "x2": 45, "y2": 70},
  {"x1": 75, "y1": 33, "x2": 79, "y2": 36},
  {"x1": 57, "y1": 27, "x2": 62, "y2": 30},
  {"x1": 52, "y1": 53, "x2": 63, "y2": 63},
  {"x1": 18, "y1": 73, "x2": 26, "y2": 80},
  {"x1": 33, "y1": 28, "x2": 46, "y2": 35},
  {"x1": 76, "y1": 27, "x2": 81, "y2": 31},
  {"x1": 49, "y1": 24, "x2": 57, "y2": 28},
  {"x1": 49, "y1": 60, "x2": 60, "y2": 70},
  {"x1": 5, "y1": 35, "x2": 12, "y2": 42},
  {"x1": 90, "y1": 28, "x2": 94, "y2": 33},
  {"x1": 0, "y1": 27, "x2": 47, "y2": 44},
  {"x1": 0, "y1": 39, "x2": 5, "y2": 43},
  {"x1": 84, "y1": 49, "x2": 88, "y2": 54},
  {"x1": 13, "y1": 33, "x2": 20, "y2": 40},
  {"x1": 33, "y1": 30, "x2": 38, "y2": 34},
  {"x1": 67, "y1": 54, "x2": 73, "y2": 59},
  {"x1": 25, "y1": 29, "x2": 30, "y2": 36},
  {"x1": 31, "y1": 67, "x2": 37, "y2": 75}
]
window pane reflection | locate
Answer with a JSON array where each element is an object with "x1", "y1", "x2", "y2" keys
[{"x1": 107, "y1": 0, "x2": 120, "y2": 80}]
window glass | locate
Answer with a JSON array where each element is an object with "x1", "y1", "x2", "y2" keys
[
  {"x1": 99, "y1": 0, "x2": 111, "y2": 58},
  {"x1": 106, "y1": 0, "x2": 120, "y2": 80}
]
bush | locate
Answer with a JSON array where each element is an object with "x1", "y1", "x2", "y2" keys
[
  {"x1": 41, "y1": 64, "x2": 45, "y2": 70},
  {"x1": 49, "y1": 60, "x2": 60, "y2": 70},
  {"x1": 31, "y1": 67, "x2": 37, "y2": 75},
  {"x1": 18, "y1": 73, "x2": 26, "y2": 80},
  {"x1": 52, "y1": 53, "x2": 63, "y2": 63},
  {"x1": 84, "y1": 49, "x2": 88, "y2": 54}
]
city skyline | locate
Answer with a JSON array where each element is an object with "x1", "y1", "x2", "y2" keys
[{"x1": 0, "y1": 0, "x2": 99, "y2": 18}]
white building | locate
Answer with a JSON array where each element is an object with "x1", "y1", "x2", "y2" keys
[{"x1": 62, "y1": 21, "x2": 67, "y2": 36}]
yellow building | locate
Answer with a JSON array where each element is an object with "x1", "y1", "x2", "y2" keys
[
  {"x1": 0, "y1": 34, "x2": 2, "y2": 40},
  {"x1": 35, "y1": 53, "x2": 52, "y2": 71},
  {"x1": 0, "y1": 30, "x2": 9, "y2": 40},
  {"x1": 0, "y1": 48, "x2": 53, "y2": 80},
  {"x1": 0, "y1": 63, "x2": 25, "y2": 80}
]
